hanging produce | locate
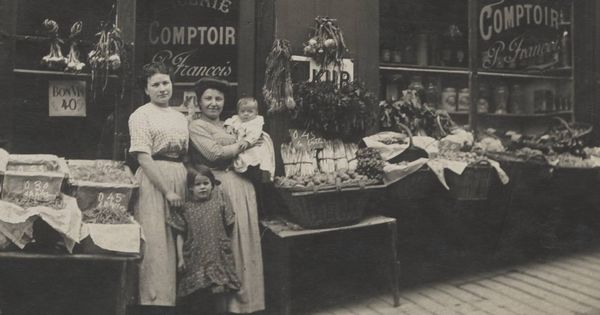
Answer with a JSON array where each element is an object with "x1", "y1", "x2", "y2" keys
[
  {"x1": 263, "y1": 39, "x2": 295, "y2": 113},
  {"x1": 41, "y1": 19, "x2": 67, "y2": 69},
  {"x1": 292, "y1": 81, "x2": 377, "y2": 142},
  {"x1": 88, "y1": 21, "x2": 124, "y2": 91},
  {"x1": 65, "y1": 21, "x2": 85, "y2": 72},
  {"x1": 303, "y1": 16, "x2": 348, "y2": 68}
]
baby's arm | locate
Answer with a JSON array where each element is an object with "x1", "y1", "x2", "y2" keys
[
  {"x1": 240, "y1": 117, "x2": 264, "y2": 146},
  {"x1": 176, "y1": 234, "x2": 186, "y2": 273}
]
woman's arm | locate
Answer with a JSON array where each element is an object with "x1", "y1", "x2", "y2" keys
[
  {"x1": 136, "y1": 152, "x2": 183, "y2": 207},
  {"x1": 188, "y1": 121, "x2": 245, "y2": 161}
]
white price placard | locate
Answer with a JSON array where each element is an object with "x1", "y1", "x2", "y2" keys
[{"x1": 49, "y1": 80, "x2": 86, "y2": 117}]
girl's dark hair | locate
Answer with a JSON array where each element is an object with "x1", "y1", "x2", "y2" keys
[
  {"x1": 137, "y1": 61, "x2": 173, "y2": 89},
  {"x1": 187, "y1": 165, "x2": 221, "y2": 189},
  {"x1": 194, "y1": 77, "x2": 230, "y2": 100}
]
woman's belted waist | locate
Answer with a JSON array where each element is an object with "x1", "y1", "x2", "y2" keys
[{"x1": 152, "y1": 154, "x2": 184, "y2": 163}]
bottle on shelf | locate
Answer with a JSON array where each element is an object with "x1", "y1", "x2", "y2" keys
[
  {"x1": 381, "y1": 48, "x2": 391, "y2": 63},
  {"x1": 441, "y1": 24, "x2": 466, "y2": 67},
  {"x1": 509, "y1": 84, "x2": 526, "y2": 114},
  {"x1": 416, "y1": 33, "x2": 429, "y2": 66},
  {"x1": 561, "y1": 30, "x2": 571, "y2": 68},
  {"x1": 493, "y1": 81, "x2": 509, "y2": 114},
  {"x1": 425, "y1": 81, "x2": 440, "y2": 108}
]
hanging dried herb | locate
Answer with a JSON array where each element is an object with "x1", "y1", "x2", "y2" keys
[{"x1": 263, "y1": 39, "x2": 295, "y2": 113}]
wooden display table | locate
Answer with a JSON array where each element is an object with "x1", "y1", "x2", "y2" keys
[
  {"x1": 0, "y1": 251, "x2": 140, "y2": 315},
  {"x1": 261, "y1": 215, "x2": 400, "y2": 315}
]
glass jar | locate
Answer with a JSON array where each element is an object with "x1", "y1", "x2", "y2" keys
[
  {"x1": 457, "y1": 88, "x2": 470, "y2": 112},
  {"x1": 493, "y1": 83, "x2": 508, "y2": 114},
  {"x1": 381, "y1": 48, "x2": 391, "y2": 62},
  {"x1": 478, "y1": 83, "x2": 490, "y2": 113},
  {"x1": 441, "y1": 87, "x2": 457, "y2": 112},
  {"x1": 509, "y1": 84, "x2": 525, "y2": 114},
  {"x1": 408, "y1": 75, "x2": 424, "y2": 92},
  {"x1": 392, "y1": 50, "x2": 402, "y2": 63}
]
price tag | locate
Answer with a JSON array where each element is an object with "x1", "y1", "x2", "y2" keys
[
  {"x1": 49, "y1": 80, "x2": 86, "y2": 117},
  {"x1": 96, "y1": 191, "x2": 128, "y2": 212},
  {"x1": 22, "y1": 179, "x2": 53, "y2": 201},
  {"x1": 289, "y1": 129, "x2": 326, "y2": 151}
]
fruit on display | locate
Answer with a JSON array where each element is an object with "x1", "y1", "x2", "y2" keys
[
  {"x1": 274, "y1": 169, "x2": 378, "y2": 191},
  {"x1": 302, "y1": 16, "x2": 348, "y2": 68},
  {"x1": 355, "y1": 147, "x2": 385, "y2": 182},
  {"x1": 68, "y1": 161, "x2": 133, "y2": 184},
  {"x1": 82, "y1": 207, "x2": 134, "y2": 224},
  {"x1": 431, "y1": 151, "x2": 482, "y2": 165}
]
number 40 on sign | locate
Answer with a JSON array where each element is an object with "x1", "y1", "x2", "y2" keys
[{"x1": 49, "y1": 80, "x2": 87, "y2": 117}]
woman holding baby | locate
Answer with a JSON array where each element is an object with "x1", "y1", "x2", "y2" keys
[{"x1": 186, "y1": 77, "x2": 268, "y2": 314}]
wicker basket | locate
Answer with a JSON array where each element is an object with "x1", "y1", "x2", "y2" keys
[
  {"x1": 387, "y1": 167, "x2": 439, "y2": 200},
  {"x1": 276, "y1": 185, "x2": 384, "y2": 229},
  {"x1": 445, "y1": 161, "x2": 495, "y2": 201}
]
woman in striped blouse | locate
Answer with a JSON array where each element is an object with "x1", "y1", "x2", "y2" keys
[{"x1": 186, "y1": 77, "x2": 265, "y2": 314}]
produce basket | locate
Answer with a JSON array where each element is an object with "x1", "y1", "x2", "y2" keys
[
  {"x1": 387, "y1": 167, "x2": 439, "y2": 200},
  {"x1": 445, "y1": 161, "x2": 495, "y2": 201},
  {"x1": 66, "y1": 160, "x2": 138, "y2": 212},
  {"x1": 275, "y1": 184, "x2": 385, "y2": 229},
  {"x1": 1, "y1": 155, "x2": 68, "y2": 202}
]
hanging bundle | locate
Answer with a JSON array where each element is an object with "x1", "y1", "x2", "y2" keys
[
  {"x1": 41, "y1": 19, "x2": 67, "y2": 69},
  {"x1": 303, "y1": 16, "x2": 348, "y2": 69},
  {"x1": 263, "y1": 39, "x2": 295, "y2": 113},
  {"x1": 65, "y1": 21, "x2": 85, "y2": 72}
]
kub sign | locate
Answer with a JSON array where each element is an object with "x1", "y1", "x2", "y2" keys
[{"x1": 49, "y1": 80, "x2": 86, "y2": 117}]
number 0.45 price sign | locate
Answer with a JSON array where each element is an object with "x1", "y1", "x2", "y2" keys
[{"x1": 49, "y1": 80, "x2": 86, "y2": 117}]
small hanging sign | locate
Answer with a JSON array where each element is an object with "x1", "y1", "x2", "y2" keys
[{"x1": 48, "y1": 80, "x2": 86, "y2": 117}]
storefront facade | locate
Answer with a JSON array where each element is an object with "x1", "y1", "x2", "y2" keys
[{"x1": 0, "y1": 0, "x2": 599, "y2": 155}]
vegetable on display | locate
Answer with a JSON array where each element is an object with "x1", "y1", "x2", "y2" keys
[
  {"x1": 68, "y1": 161, "x2": 133, "y2": 184},
  {"x1": 263, "y1": 39, "x2": 295, "y2": 113},
  {"x1": 83, "y1": 207, "x2": 133, "y2": 224},
  {"x1": 303, "y1": 16, "x2": 348, "y2": 68},
  {"x1": 3, "y1": 193, "x2": 66, "y2": 210},
  {"x1": 65, "y1": 21, "x2": 86, "y2": 72},
  {"x1": 292, "y1": 81, "x2": 377, "y2": 142},
  {"x1": 41, "y1": 19, "x2": 67, "y2": 69}
]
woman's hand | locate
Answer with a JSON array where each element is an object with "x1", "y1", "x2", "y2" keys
[
  {"x1": 177, "y1": 258, "x2": 186, "y2": 273},
  {"x1": 165, "y1": 192, "x2": 183, "y2": 208}
]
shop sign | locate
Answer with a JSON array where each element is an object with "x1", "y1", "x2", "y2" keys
[
  {"x1": 141, "y1": 0, "x2": 239, "y2": 83},
  {"x1": 291, "y1": 55, "x2": 354, "y2": 87},
  {"x1": 479, "y1": 0, "x2": 567, "y2": 71},
  {"x1": 48, "y1": 80, "x2": 86, "y2": 117}
]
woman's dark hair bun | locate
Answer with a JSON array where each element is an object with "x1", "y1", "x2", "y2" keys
[
  {"x1": 137, "y1": 61, "x2": 173, "y2": 89},
  {"x1": 194, "y1": 77, "x2": 231, "y2": 99}
]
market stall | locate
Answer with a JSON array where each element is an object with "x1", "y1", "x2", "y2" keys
[{"x1": 0, "y1": 150, "x2": 142, "y2": 314}]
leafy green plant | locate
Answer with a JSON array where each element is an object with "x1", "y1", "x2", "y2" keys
[{"x1": 292, "y1": 81, "x2": 377, "y2": 142}]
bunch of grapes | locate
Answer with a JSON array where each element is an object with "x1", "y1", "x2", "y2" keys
[{"x1": 355, "y1": 148, "x2": 385, "y2": 182}]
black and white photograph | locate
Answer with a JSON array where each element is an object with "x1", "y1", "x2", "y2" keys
[{"x1": 1, "y1": 0, "x2": 600, "y2": 314}]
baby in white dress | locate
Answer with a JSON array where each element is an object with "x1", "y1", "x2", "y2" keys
[{"x1": 224, "y1": 97, "x2": 275, "y2": 180}]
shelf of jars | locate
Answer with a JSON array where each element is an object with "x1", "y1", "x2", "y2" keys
[
  {"x1": 478, "y1": 70, "x2": 573, "y2": 81},
  {"x1": 380, "y1": 64, "x2": 469, "y2": 75}
]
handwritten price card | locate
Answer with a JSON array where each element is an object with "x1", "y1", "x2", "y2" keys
[
  {"x1": 73, "y1": 186, "x2": 133, "y2": 213},
  {"x1": 49, "y1": 80, "x2": 86, "y2": 117},
  {"x1": 2, "y1": 173, "x2": 64, "y2": 202}
]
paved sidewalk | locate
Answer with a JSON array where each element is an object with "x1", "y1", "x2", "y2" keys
[{"x1": 296, "y1": 249, "x2": 600, "y2": 315}]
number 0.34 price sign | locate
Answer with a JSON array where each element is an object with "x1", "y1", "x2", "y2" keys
[{"x1": 49, "y1": 80, "x2": 86, "y2": 117}]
